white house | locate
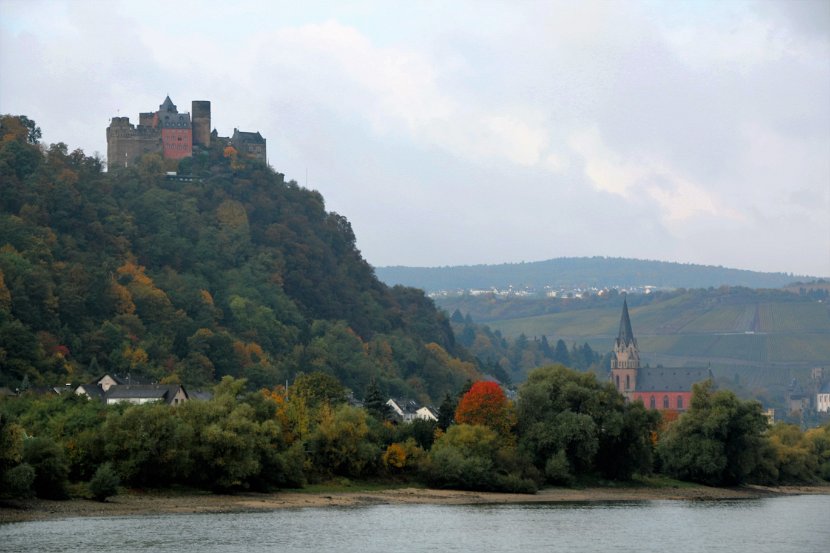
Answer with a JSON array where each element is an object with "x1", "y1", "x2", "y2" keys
[
  {"x1": 106, "y1": 384, "x2": 188, "y2": 406},
  {"x1": 817, "y1": 382, "x2": 830, "y2": 413}
]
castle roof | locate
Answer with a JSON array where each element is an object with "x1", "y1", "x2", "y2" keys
[
  {"x1": 232, "y1": 129, "x2": 265, "y2": 144},
  {"x1": 616, "y1": 298, "x2": 637, "y2": 348},
  {"x1": 160, "y1": 95, "x2": 177, "y2": 113}
]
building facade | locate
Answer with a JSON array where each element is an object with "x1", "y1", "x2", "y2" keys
[{"x1": 610, "y1": 298, "x2": 710, "y2": 411}]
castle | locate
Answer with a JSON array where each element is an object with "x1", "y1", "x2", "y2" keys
[
  {"x1": 610, "y1": 298, "x2": 711, "y2": 411},
  {"x1": 106, "y1": 96, "x2": 266, "y2": 168}
]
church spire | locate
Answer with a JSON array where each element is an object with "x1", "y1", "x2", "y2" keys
[{"x1": 616, "y1": 297, "x2": 636, "y2": 348}]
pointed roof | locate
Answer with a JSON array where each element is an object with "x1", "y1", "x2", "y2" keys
[
  {"x1": 159, "y1": 95, "x2": 177, "y2": 113},
  {"x1": 616, "y1": 297, "x2": 637, "y2": 348}
]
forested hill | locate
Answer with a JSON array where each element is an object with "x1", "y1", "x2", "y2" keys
[
  {"x1": 377, "y1": 257, "x2": 815, "y2": 292},
  {"x1": 0, "y1": 115, "x2": 480, "y2": 402}
]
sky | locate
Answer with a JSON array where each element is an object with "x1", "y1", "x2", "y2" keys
[{"x1": 1, "y1": 0, "x2": 828, "y2": 276}]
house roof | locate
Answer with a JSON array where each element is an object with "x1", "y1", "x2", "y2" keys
[
  {"x1": 819, "y1": 381, "x2": 830, "y2": 394},
  {"x1": 616, "y1": 298, "x2": 637, "y2": 349},
  {"x1": 106, "y1": 384, "x2": 186, "y2": 404},
  {"x1": 637, "y1": 368, "x2": 710, "y2": 393},
  {"x1": 94, "y1": 373, "x2": 126, "y2": 386},
  {"x1": 76, "y1": 384, "x2": 105, "y2": 401}
]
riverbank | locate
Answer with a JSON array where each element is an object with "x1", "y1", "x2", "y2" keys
[{"x1": 2, "y1": 483, "x2": 828, "y2": 524}]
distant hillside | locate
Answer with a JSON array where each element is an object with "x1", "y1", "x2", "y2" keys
[
  {"x1": 0, "y1": 114, "x2": 480, "y2": 402},
  {"x1": 376, "y1": 257, "x2": 816, "y2": 292},
  {"x1": 437, "y1": 287, "x2": 830, "y2": 402}
]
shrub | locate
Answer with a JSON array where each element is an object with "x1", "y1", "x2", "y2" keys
[
  {"x1": 89, "y1": 462, "x2": 120, "y2": 502},
  {"x1": 2, "y1": 463, "x2": 35, "y2": 498}
]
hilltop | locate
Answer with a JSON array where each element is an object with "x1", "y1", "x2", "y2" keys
[
  {"x1": 376, "y1": 257, "x2": 818, "y2": 293},
  {"x1": 0, "y1": 114, "x2": 479, "y2": 402}
]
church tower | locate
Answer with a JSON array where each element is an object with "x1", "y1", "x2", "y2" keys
[{"x1": 611, "y1": 297, "x2": 639, "y2": 398}]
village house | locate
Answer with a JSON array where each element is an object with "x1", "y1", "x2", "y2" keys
[
  {"x1": 817, "y1": 381, "x2": 830, "y2": 414},
  {"x1": 386, "y1": 399, "x2": 438, "y2": 423},
  {"x1": 75, "y1": 373, "x2": 188, "y2": 406}
]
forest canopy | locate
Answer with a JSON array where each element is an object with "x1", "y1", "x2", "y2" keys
[{"x1": 0, "y1": 114, "x2": 480, "y2": 402}]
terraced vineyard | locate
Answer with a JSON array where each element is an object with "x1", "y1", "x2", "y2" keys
[{"x1": 461, "y1": 293, "x2": 830, "y2": 389}]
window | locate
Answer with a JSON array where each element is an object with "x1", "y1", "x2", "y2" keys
[
  {"x1": 663, "y1": 395, "x2": 669, "y2": 409},
  {"x1": 649, "y1": 396, "x2": 656, "y2": 409},
  {"x1": 677, "y1": 396, "x2": 683, "y2": 409},
  {"x1": 615, "y1": 375, "x2": 620, "y2": 389},
  {"x1": 625, "y1": 375, "x2": 630, "y2": 390}
]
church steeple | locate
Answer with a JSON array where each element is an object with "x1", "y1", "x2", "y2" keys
[
  {"x1": 611, "y1": 297, "x2": 640, "y2": 396},
  {"x1": 616, "y1": 297, "x2": 637, "y2": 349}
]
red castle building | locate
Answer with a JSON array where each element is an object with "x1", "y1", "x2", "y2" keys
[{"x1": 610, "y1": 298, "x2": 711, "y2": 411}]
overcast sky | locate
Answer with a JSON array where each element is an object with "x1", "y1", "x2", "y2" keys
[{"x1": 1, "y1": 0, "x2": 828, "y2": 276}]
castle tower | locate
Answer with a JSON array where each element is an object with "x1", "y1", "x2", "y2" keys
[
  {"x1": 611, "y1": 297, "x2": 640, "y2": 398},
  {"x1": 157, "y1": 96, "x2": 192, "y2": 160},
  {"x1": 192, "y1": 100, "x2": 211, "y2": 148}
]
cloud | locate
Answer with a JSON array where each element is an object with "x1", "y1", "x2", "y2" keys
[
  {"x1": 1, "y1": 1, "x2": 828, "y2": 275},
  {"x1": 569, "y1": 126, "x2": 740, "y2": 225}
]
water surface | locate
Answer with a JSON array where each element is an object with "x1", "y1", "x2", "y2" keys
[{"x1": 2, "y1": 495, "x2": 827, "y2": 552}]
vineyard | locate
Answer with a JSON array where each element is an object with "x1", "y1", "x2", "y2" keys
[{"x1": 479, "y1": 293, "x2": 830, "y2": 390}]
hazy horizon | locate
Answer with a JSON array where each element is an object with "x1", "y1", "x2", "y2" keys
[{"x1": 1, "y1": 0, "x2": 828, "y2": 276}]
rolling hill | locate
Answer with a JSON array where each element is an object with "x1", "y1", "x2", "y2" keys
[
  {"x1": 377, "y1": 257, "x2": 819, "y2": 292},
  {"x1": 437, "y1": 288, "x2": 830, "y2": 398}
]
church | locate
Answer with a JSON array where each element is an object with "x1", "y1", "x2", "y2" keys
[{"x1": 610, "y1": 298, "x2": 711, "y2": 411}]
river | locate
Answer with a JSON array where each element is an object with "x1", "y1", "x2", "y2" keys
[{"x1": 2, "y1": 494, "x2": 828, "y2": 552}]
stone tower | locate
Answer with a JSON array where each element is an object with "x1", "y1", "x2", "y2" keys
[
  {"x1": 192, "y1": 100, "x2": 211, "y2": 148},
  {"x1": 611, "y1": 297, "x2": 640, "y2": 398}
]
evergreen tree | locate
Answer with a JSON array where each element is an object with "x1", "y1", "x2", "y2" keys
[
  {"x1": 364, "y1": 377, "x2": 390, "y2": 420},
  {"x1": 553, "y1": 339, "x2": 571, "y2": 366},
  {"x1": 437, "y1": 392, "x2": 457, "y2": 430}
]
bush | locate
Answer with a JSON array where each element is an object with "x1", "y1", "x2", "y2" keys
[
  {"x1": 89, "y1": 462, "x2": 120, "y2": 502},
  {"x1": 23, "y1": 436, "x2": 69, "y2": 499},
  {"x1": 2, "y1": 463, "x2": 35, "y2": 498}
]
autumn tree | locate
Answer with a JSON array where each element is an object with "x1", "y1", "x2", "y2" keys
[{"x1": 454, "y1": 381, "x2": 515, "y2": 439}]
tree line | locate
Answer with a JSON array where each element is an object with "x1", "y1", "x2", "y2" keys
[{"x1": 2, "y1": 365, "x2": 828, "y2": 500}]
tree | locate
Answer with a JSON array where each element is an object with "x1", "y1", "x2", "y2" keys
[
  {"x1": 291, "y1": 371, "x2": 347, "y2": 410},
  {"x1": 517, "y1": 364, "x2": 658, "y2": 483},
  {"x1": 423, "y1": 424, "x2": 534, "y2": 493},
  {"x1": 364, "y1": 377, "x2": 390, "y2": 420},
  {"x1": 657, "y1": 381, "x2": 770, "y2": 486},
  {"x1": 22, "y1": 436, "x2": 69, "y2": 499},
  {"x1": 88, "y1": 462, "x2": 120, "y2": 501},
  {"x1": 553, "y1": 339, "x2": 570, "y2": 366},
  {"x1": 308, "y1": 404, "x2": 378, "y2": 478},
  {"x1": 437, "y1": 392, "x2": 456, "y2": 430},
  {"x1": 454, "y1": 381, "x2": 515, "y2": 439}
]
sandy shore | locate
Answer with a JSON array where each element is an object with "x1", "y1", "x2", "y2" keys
[{"x1": 2, "y1": 484, "x2": 827, "y2": 524}]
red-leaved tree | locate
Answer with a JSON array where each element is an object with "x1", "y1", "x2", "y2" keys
[{"x1": 454, "y1": 381, "x2": 515, "y2": 439}]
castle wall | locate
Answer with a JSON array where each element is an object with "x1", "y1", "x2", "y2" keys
[
  {"x1": 106, "y1": 117, "x2": 163, "y2": 168},
  {"x1": 161, "y1": 127, "x2": 192, "y2": 160}
]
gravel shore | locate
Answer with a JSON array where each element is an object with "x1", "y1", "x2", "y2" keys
[{"x1": 2, "y1": 484, "x2": 827, "y2": 524}]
